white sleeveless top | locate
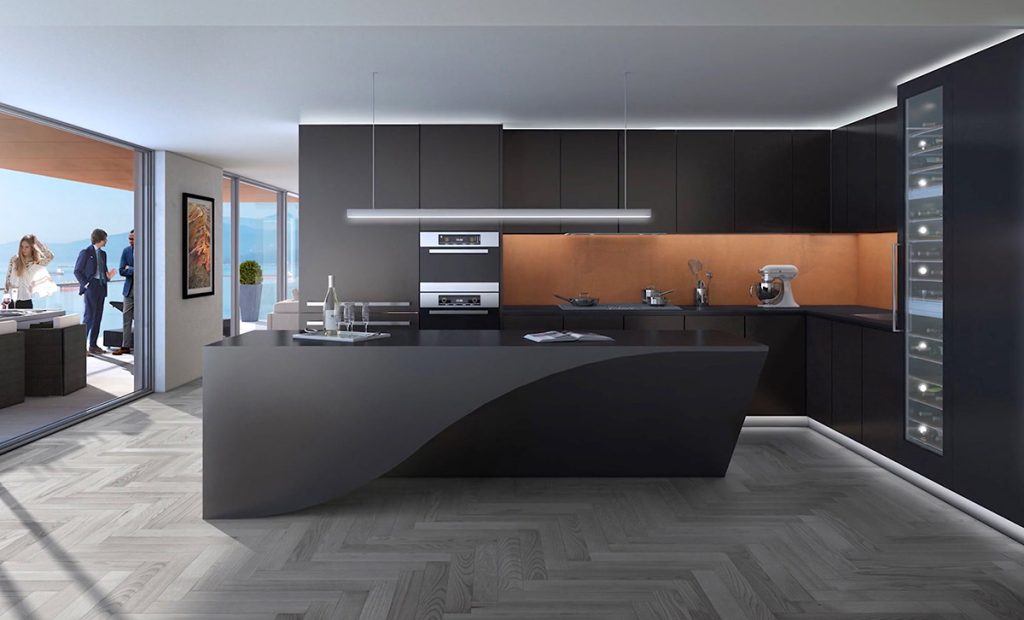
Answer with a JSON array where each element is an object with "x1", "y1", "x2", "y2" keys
[{"x1": 6, "y1": 257, "x2": 59, "y2": 299}]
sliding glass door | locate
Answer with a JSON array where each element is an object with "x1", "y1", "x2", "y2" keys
[
  {"x1": 0, "y1": 104, "x2": 153, "y2": 452},
  {"x1": 221, "y1": 174, "x2": 298, "y2": 335}
]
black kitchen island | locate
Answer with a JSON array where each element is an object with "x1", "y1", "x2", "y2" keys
[{"x1": 203, "y1": 329, "x2": 767, "y2": 518}]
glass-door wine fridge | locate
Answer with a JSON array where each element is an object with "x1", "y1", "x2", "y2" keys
[{"x1": 904, "y1": 86, "x2": 944, "y2": 454}]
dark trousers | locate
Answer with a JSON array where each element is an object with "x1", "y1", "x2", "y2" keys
[
  {"x1": 122, "y1": 294, "x2": 134, "y2": 349},
  {"x1": 13, "y1": 300, "x2": 33, "y2": 309},
  {"x1": 83, "y1": 284, "x2": 106, "y2": 347}
]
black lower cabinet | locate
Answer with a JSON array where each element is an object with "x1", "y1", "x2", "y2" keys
[
  {"x1": 563, "y1": 313, "x2": 624, "y2": 332},
  {"x1": 624, "y1": 315, "x2": 686, "y2": 330},
  {"x1": 501, "y1": 313, "x2": 563, "y2": 331},
  {"x1": 744, "y1": 315, "x2": 805, "y2": 415},
  {"x1": 805, "y1": 317, "x2": 832, "y2": 425},
  {"x1": 860, "y1": 328, "x2": 902, "y2": 460},
  {"x1": 831, "y1": 322, "x2": 863, "y2": 440},
  {"x1": 685, "y1": 315, "x2": 744, "y2": 336}
]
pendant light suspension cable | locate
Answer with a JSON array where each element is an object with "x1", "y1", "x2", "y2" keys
[
  {"x1": 623, "y1": 70, "x2": 629, "y2": 211},
  {"x1": 371, "y1": 71, "x2": 377, "y2": 210},
  {"x1": 346, "y1": 69, "x2": 651, "y2": 222}
]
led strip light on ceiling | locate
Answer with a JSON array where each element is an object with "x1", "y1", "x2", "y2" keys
[
  {"x1": 346, "y1": 72, "x2": 651, "y2": 223},
  {"x1": 347, "y1": 208, "x2": 652, "y2": 220}
]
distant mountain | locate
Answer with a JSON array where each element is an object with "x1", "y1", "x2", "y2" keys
[
  {"x1": 0, "y1": 232, "x2": 131, "y2": 283},
  {"x1": 2, "y1": 215, "x2": 276, "y2": 278}
]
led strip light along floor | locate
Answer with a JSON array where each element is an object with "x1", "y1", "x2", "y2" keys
[
  {"x1": 743, "y1": 416, "x2": 1024, "y2": 546},
  {"x1": 346, "y1": 208, "x2": 652, "y2": 221}
]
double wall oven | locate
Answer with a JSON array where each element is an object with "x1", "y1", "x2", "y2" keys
[{"x1": 419, "y1": 232, "x2": 501, "y2": 329}]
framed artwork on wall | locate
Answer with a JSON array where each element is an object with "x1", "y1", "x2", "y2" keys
[{"x1": 182, "y1": 192, "x2": 215, "y2": 299}]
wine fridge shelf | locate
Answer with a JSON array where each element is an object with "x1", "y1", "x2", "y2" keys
[
  {"x1": 909, "y1": 186, "x2": 944, "y2": 200},
  {"x1": 910, "y1": 163, "x2": 944, "y2": 175},
  {"x1": 910, "y1": 145, "x2": 944, "y2": 157},
  {"x1": 908, "y1": 125, "x2": 944, "y2": 138}
]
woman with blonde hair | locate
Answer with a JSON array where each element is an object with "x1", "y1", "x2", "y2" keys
[{"x1": 4, "y1": 234, "x2": 59, "y2": 309}]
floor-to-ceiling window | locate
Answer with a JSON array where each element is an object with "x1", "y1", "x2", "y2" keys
[
  {"x1": 220, "y1": 174, "x2": 297, "y2": 335},
  {"x1": 222, "y1": 176, "x2": 233, "y2": 336},
  {"x1": 0, "y1": 106, "x2": 153, "y2": 451},
  {"x1": 286, "y1": 193, "x2": 299, "y2": 300}
]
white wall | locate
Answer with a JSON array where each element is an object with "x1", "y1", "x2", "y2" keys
[{"x1": 154, "y1": 151, "x2": 223, "y2": 392}]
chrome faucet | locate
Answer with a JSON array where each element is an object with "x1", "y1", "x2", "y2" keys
[{"x1": 695, "y1": 272, "x2": 712, "y2": 307}]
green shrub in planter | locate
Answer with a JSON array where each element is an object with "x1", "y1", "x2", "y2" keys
[
  {"x1": 239, "y1": 260, "x2": 263, "y2": 322},
  {"x1": 239, "y1": 260, "x2": 263, "y2": 285}
]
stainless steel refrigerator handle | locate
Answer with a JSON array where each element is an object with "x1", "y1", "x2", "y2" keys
[
  {"x1": 427, "y1": 249, "x2": 489, "y2": 254},
  {"x1": 891, "y1": 242, "x2": 902, "y2": 333},
  {"x1": 428, "y1": 310, "x2": 490, "y2": 315}
]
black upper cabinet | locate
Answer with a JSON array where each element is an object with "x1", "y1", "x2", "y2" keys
[
  {"x1": 735, "y1": 131, "x2": 793, "y2": 232},
  {"x1": 560, "y1": 130, "x2": 620, "y2": 234},
  {"x1": 676, "y1": 131, "x2": 735, "y2": 232},
  {"x1": 874, "y1": 107, "x2": 900, "y2": 232},
  {"x1": 620, "y1": 130, "x2": 676, "y2": 234},
  {"x1": 374, "y1": 125, "x2": 420, "y2": 209},
  {"x1": 830, "y1": 126, "x2": 849, "y2": 232},
  {"x1": 420, "y1": 125, "x2": 501, "y2": 231},
  {"x1": 792, "y1": 131, "x2": 831, "y2": 232},
  {"x1": 831, "y1": 321, "x2": 863, "y2": 441},
  {"x1": 502, "y1": 130, "x2": 560, "y2": 234},
  {"x1": 861, "y1": 328, "x2": 902, "y2": 461},
  {"x1": 846, "y1": 116, "x2": 878, "y2": 232}
]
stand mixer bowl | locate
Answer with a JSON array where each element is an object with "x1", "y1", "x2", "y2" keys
[{"x1": 750, "y1": 279, "x2": 784, "y2": 304}]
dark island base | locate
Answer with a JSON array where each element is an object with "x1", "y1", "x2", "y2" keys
[
  {"x1": 203, "y1": 329, "x2": 766, "y2": 519},
  {"x1": 388, "y1": 351, "x2": 754, "y2": 477}
]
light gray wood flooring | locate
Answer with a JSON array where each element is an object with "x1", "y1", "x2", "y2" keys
[{"x1": 0, "y1": 381, "x2": 1022, "y2": 619}]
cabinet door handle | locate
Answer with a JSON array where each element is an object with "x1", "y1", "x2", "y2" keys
[
  {"x1": 891, "y1": 242, "x2": 902, "y2": 333},
  {"x1": 428, "y1": 310, "x2": 489, "y2": 315},
  {"x1": 427, "y1": 249, "x2": 489, "y2": 255}
]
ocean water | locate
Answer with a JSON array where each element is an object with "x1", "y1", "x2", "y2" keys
[{"x1": 30, "y1": 279, "x2": 128, "y2": 343}]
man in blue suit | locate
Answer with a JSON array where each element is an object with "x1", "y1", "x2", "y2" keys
[
  {"x1": 74, "y1": 229, "x2": 117, "y2": 354},
  {"x1": 114, "y1": 229, "x2": 135, "y2": 355}
]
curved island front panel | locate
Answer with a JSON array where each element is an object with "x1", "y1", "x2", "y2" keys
[{"x1": 202, "y1": 330, "x2": 767, "y2": 519}]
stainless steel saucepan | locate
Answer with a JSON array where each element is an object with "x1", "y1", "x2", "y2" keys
[{"x1": 641, "y1": 287, "x2": 674, "y2": 305}]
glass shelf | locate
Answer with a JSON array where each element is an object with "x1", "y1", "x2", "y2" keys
[{"x1": 905, "y1": 86, "x2": 945, "y2": 455}]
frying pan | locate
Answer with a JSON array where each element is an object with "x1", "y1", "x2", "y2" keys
[{"x1": 554, "y1": 293, "x2": 600, "y2": 307}]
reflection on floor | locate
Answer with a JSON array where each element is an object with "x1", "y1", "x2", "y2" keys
[
  {"x1": 0, "y1": 383, "x2": 1022, "y2": 618},
  {"x1": 239, "y1": 319, "x2": 267, "y2": 334},
  {"x1": 0, "y1": 352, "x2": 134, "y2": 445}
]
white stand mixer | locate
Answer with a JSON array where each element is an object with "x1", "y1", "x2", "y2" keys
[{"x1": 750, "y1": 264, "x2": 800, "y2": 308}]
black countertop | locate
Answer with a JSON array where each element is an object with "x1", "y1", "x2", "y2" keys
[
  {"x1": 503, "y1": 304, "x2": 894, "y2": 330},
  {"x1": 212, "y1": 328, "x2": 766, "y2": 350}
]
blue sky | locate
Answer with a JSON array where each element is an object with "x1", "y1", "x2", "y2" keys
[{"x1": 0, "y1": 169, "x2": 134, "y2": 244}]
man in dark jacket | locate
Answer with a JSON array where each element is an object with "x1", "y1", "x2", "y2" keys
[
  {"x1": 74, "y1": 228, "x2": 116, "y2": 354},
  {"x1": 114, "y1": 229, "x2": 135, "y2": 355}
]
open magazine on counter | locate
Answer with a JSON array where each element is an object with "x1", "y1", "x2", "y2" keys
[{"x1": 523, "y1": 331, "x2": 615, "y2": 343}]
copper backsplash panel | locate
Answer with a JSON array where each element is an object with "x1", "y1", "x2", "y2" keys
[{"x1": 503, "y1": 233, "x2": 897, "y2": 308}]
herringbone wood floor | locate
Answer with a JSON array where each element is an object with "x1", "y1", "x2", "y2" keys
[{"x1": 0, "y1": 382, "x2": 1022, "y2": 619}]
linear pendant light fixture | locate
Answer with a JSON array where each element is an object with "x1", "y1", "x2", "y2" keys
[{"x1": 346, "y1": 72, "x2": 651, "y2": 223}]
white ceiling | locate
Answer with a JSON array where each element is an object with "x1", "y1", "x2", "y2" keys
[{"x1": 0, "y1": 2, "x2": 1020, "y2": 191}]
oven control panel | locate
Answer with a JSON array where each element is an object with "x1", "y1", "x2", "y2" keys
[
  {"x1": 420, "y1": 232, "x2": 500, "y2": 248},
  {"x1": 438, "y1": 234, "x2": 480, "y2": 246},
  {"x1": 438, "y1": 295, "x2": 481, "y2": 307}
]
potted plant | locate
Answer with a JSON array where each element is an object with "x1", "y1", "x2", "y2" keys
[{"x1": 239, "y1": 260, "x2": 263, "y2": 322}]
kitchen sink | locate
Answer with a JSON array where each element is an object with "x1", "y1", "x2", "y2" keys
[{"x1": 851, "y1": 312, "x2": 892, "y2": 321}]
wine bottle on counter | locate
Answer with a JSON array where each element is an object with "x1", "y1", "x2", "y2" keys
[{"x1": 323, "y1": 275, "x2": 339, "y2": 335}]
